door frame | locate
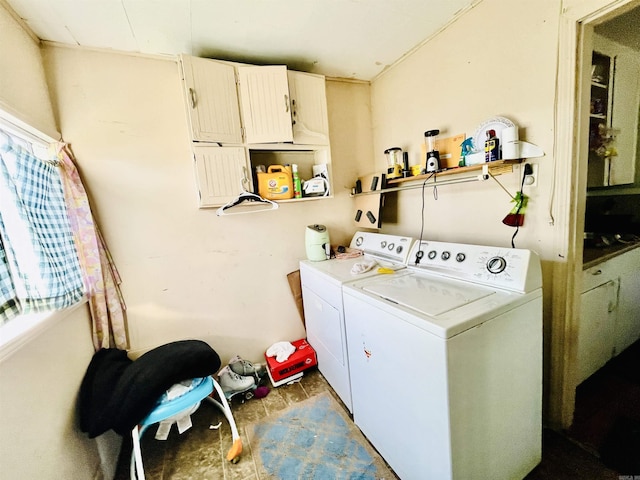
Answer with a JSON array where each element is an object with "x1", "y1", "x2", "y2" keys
[{"x1": 550, "y1": 0, "x2": 640, "y2": 429}]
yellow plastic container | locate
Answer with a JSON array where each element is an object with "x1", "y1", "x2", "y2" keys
[{"x1": 257, "y1": 165, "x2": 294, "y2": 200}]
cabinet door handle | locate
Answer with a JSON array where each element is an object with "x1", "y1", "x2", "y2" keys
[
  {"x1": 284, "y1": 94, "x2": 290, "y2": 113},
  {"x1": 189, "y1": 88, "x2": 197, "y2": 109},
  {"x1": 592, "y1": 269, "x2": 602, "y2": 275}
]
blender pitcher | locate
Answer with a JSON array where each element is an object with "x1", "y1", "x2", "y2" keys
[
  {"x1": 424, "y1": 129, "x2": 440, "y2": 172},
  {"x1": 384, "y1": 147, "x2": 403, "y2": 179}
]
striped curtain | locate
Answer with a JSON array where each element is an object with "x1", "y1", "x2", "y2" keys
[{"x1": 0, "y1": 135, "x2": 84, "y2": 322}]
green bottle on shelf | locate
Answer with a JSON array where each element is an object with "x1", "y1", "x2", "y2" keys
[{"x1": 292, "y1": 164, "x2": 302, "y2": 198}]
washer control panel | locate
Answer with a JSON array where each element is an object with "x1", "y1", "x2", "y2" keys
[
  {"x1": 349, "y1": 231, "x2": 414, "y2": 264},
  {"x1": 408, "y1": 240, "x2": 541, "y2": 293}
]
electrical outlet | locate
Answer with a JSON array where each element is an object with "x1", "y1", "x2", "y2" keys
[{"x1": 524, "y1": 163, "x2": 538, "y2": 187}]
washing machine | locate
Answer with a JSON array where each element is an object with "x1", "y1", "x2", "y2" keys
[
  {"x1": 342, "y1": 239, "x2": 543, "y2": 480},
  {"x1": 299, "y1": 231, "x2": 414, "y2": 412}
]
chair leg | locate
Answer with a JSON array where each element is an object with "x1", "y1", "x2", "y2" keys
[
  {"x1": 130, "y1": 425, "x2": 146, "y2": 480},
  {"x1": 205, "y1": 377, "x2": 243, "y2": 463}
]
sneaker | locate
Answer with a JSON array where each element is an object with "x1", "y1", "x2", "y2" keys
[
  {"x1": 218, "y1": 366, "x2": 255, "y2": 395},
  {"x1": 228, "y1": 355, "x2": 265, "y2": 377}
]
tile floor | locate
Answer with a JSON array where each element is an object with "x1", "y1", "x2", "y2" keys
[
  {"x1": 114, "y1": 368, "x2": 381, "y2": 480},
  {"x1": 115, "y1": 364, "x2": 632, "y2": 480}
]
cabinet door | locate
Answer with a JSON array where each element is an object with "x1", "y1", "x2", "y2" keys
[
  {"x1": 608, "y1": 51, "x2": 640, "y2": 186},
  {"x1": 180, "y1": 55, "x2": 243, "y2": 144},
  {"x1": 614, "y1": 248, "x2": 640, "y2": 353},
  {"x1": 192, "y1": 146, "x2": 249, "y2": 207},
  {"x1": 237, "y1": 66, "x2": 293, "y2": 144},
  {"x1": 302, "y1": 286, "x2": 352, "y2": 411},
  {"x1": 287, "y1": 71, "x2": 330, "y2": 145},
  {"x1": 576, "y1": 278, "x2": 618, "y2": 385},
  {"x1": 590, "y1": 34, "x2": 640, "y2": 187},
  {"x1": 587, "y1": 51, "x2": 612, "y2": 188}
]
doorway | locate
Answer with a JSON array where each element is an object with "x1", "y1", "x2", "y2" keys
[
  {"x1": 553, "y1": 1, "x2": 640, "y2": 470},
  {"x1": 570, "y1": 3, "x2": 640, "y2": 471},
  {"x1": 549, "y1": 0, "x2": 640, "y2": 433}
]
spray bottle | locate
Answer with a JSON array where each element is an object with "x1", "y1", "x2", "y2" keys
[
  {"x1": 460, "y1": 137, "x2": 474, "y2": 166},
  {"x1": 292, "y1": 164, "x2": 302, "y2": 199}
]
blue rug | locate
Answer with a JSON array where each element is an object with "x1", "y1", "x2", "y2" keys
[{"x1": 247, "y1": 392, "x2": 394, "y2": 479}]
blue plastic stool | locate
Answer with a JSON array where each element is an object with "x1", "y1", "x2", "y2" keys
[{"x1": 130, "y1": 376, "x2": 241, "y2": 479}]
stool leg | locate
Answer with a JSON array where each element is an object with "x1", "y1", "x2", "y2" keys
[
  {"x1": 130, "y1": 425, "x2": 146, "y2": 480},
  {"x1": 206, "y1": 377, "x2": 243, "y2": 463}
]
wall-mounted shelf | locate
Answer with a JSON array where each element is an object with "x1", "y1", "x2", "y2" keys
[{"x1": 352, "y1": 160, "x2": 520, "y2": 196}]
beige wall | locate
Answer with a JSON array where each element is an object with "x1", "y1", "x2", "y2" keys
[
  {"x1": 0, "y1": 1, "x2": 58, "y2": 138},
  {"x1": 0, "y1": 303, "x2": 117, "y2": 479},
  {"x1": 42, "y1": 44, "x2": 367, "y2": 361},
  {"x1": 0, "y1": 3, "x2": 113, "y2": 478},
  {"x1": 370, "y1": 0, "x2": 560, "y2": 255}
]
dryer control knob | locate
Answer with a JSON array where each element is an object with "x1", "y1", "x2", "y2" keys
[{"x1": 487, "y1": 256, "x2": 507, "y2": 274}]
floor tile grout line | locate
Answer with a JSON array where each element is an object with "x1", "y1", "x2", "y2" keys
[{"x1": 242, "y1": 423, "x2": 261, "y2": 480}]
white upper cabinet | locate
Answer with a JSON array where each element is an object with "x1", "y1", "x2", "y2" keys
[
  {"x1": 180, "y1": 55, "x2": 243, "y2": 144},
  {"x1": 192, "y1": 145, "x2": 250, "y2": 207},
  {"x1": 288, "y1": 71, "x2": 330, "y2": 145},
  {"x1": 237, "y1": 66, "x2": 330, "y2": 145},
  {"x1": 608, "y1": 49, "x2": 640, "y2": 186},
  {"x1": 588, "y1": 35, "x2": 640, "y2": 187},
  {"x1": 180, "y1": 56, "x2": 332, "y2": 206},
  {"x1": 238, "y1": 65, "x2": 293, "y2": 144}
]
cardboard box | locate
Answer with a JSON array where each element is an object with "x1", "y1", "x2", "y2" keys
[
  {"x1": 287, "y1": 270, "x2": 305, "y2": 327},
  {"x1": 266, "y1": 368, "x2": 303, "y2": 388},
  {"x1": 265, "y1": 339, "x2": 317, "y2": 384}
]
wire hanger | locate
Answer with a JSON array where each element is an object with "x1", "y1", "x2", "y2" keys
[{"x1": 216, "y1": 168, "x2": 279, "y2": 216}]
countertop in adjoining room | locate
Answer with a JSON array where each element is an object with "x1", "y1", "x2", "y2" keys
[{"x1": 583, "y1": 240, "x2": 640, "y2": 270}]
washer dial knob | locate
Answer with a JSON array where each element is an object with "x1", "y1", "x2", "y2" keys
[{"x1": 487, "y1": 256, "x2": 507, "y2": 274}]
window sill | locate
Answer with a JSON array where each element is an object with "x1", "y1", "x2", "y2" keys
[{"x1": 0, "y1": 297, "x2": 88, "y2": 362}]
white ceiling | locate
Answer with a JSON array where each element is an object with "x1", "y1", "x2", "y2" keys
[{"x1": 5, "y1": 0, "x2": 477, "y2": 80}]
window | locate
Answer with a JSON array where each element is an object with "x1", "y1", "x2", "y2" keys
[{"x1": 0, "y1": 127, "x2": 85, "y2": 333}]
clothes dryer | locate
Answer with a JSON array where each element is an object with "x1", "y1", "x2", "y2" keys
[{"x1": 299, "y1": 231, "x2": 414, "y2": 412}]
